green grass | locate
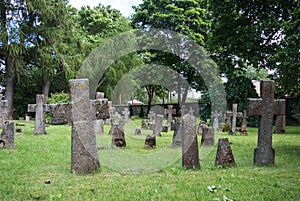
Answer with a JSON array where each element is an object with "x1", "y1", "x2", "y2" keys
[{"x1": 0, "y1": 119, "x2": 299, "y2": 201}]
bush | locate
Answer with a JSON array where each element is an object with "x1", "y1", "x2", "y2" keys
[{"x1": 48, "y1": 91, "x2": 70, "y2": 104}]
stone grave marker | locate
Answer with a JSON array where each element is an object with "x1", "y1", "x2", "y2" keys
[
  {"x1": 241, "y1": 109, "x2": 248, "y2": 127},
  {"x1": 172, "y1": 118, "x2": 183, "y2": 147},
  {"x1": 153, "y1": 114, "x2": 163, "y2": 137},
  {"x1": 226, "y1": 104, "x2": 243, "y2": 135},
  {"x1": 93, "y1": 119, "x2": 104, "y2": 135},
  {"x1": 215, "y1": 138, "x2": 235, "y2": 167},
  {"x1": 144, "y1": 135, "x2": 156, "y2": 148},
  {"x1": 189, "y1": 107, "x2": 195, "y2": 116},
  {"x1": 141, "y1": 119, "x2": 147, "y2": 129},
  {"x1": 201, "y1": 128, "x2": 214, "y2": 146},
  {"x1": 225, "y1": 111, "x2": 232, "y2": 129},
  {"x1": 274, "y1": 115, "x2": 286, "y2": 134},
  {"x1": 0, "y1": 94, "x2": 8, "y2": 128},
  {"x1": 135, "y1": 128, "x2": 141, "y2": 135},
  {"x1": 161, "y1": 125, "x2": 168, "y2": 133},
  {"x1": 28, "y1": 94, "x2": 47, "y2": 134},
  {"x1": 111, "y1": 112, "x2": 126, "y2": 148},
  {"x1": 164, "y1": 105, "x2": 176, "y2": 126},
  {"x1": 70, "y1": 79, "x2": 100, "y2": 174},
  {"x1": 197, "y1": 121, "x2": 208, "y2": 135},
  {"x1": 247, "y1": 80, "x2": 285, "y2": 166},
  {"x1": 182, "y1": 114, "x2": 200, "y2": 169},
  {"x1": 25, "y1": 115, "x2": 31, "y2": 122},
  {"x1": 96, "y1": 92, "x2": 105, "y2": 99},
  {"x1": 212, "y1": 111, "x2": 220, "y2": 130},
  {"x1": 148, "y1": 111, "x2": 156, "y2": 124},
  {"x1": 122, "y1": 108, "x2": 129, "y2": 123},
  {"x1": 0, "y1": 121, "x2": 14, "y2": 149}
]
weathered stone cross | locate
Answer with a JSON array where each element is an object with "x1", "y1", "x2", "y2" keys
[
  {"x1": 226, "y1": 104, "x2": 243, "y2": 135},
  {"x1": 164, "y1": 105, "x2": 176, "y2": 126},
  {"x1": 28, "y1": 94, "x2": 48, "y2": 134},
  {"x1": 247, "y1": 80, "x2": 285, "y2": 166}
]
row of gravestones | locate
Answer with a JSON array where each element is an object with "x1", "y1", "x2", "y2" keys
[{"x1": 0, "y1": 80, "x2": 286, "y2": 172}]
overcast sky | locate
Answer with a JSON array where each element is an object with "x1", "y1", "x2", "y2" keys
[{"x1": 69, "y1": 0, "x2": 143, "y2": 17}]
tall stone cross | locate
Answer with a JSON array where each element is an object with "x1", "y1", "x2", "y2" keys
[
  {"x1": 226, "y1": 104, "x2": 243, "y2": 135},
  {"x1": 0, "y1": 94, "x2": 8, "y2": 128},
  {"x1": 165, "y1": 105, "x2": 176, "y2": 126},
  {"x1": 247, "y1": 80, "x2": 285, "y2": 166},
  {"x1": 28, "y1": 94, "x2": 49, "y2": 134},
  {"x1": 70, "y1": 79, "x2": 100, "y2": 174}
]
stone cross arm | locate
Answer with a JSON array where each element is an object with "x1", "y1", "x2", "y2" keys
[
  {"x1": 247, "y1": 99, "x2": 285, "y2": 116},
  {"x1": 27, "y1": 103, "x2": 50, "y2": 113}
]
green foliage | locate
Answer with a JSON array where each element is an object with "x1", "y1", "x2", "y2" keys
[{"x1": 48, "y1": 92, "x2": 70, "y2": 104}]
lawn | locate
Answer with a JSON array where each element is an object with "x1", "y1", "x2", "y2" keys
[{"x1": 0, "y1": 119, "x2": 299, "y2": 201}]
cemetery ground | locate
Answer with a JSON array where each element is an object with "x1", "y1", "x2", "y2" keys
[{"x1": 0, "y1": 119, "x2": 299, "y2": 201}]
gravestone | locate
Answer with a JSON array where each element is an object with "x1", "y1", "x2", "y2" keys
[
  {"x1": 70, "y1": 79, "x2": 100, "y2": 174},
  {"x1": 165, "y1": 105, "x2": 176, "y2": 126},
  {"x1": 0, "y1": 94, "x2": 8, "y2": 128},
  {"x1": 148, "y1": 111, "x2": 156, "y2": 124},
  {"x1": 96, "y1": 92, "x2": 105, "y2": 99},
  {"x1": 93, "y1": 119, "x2": 104, "y2": 135},
  {"x1": 212, "y1": 111, "x2": 220, "y2": 130},
  {"x1": 111, "y1": 112, "x2": 126, "y2": 148},
  {"x1": 161, "y1": 125, "x2": 168, "y2": 133},
  {"x1": 215, "y1": 138, "x2": 235, "y2": 167},
  {"x1": 225, "y1": 111, "x2": 232, "y2": 129},
  {"x1": 47, "y1": 103, "x2": 72, "y2": 125},
  {"x1": 241, "y1": 109, "x2": 248, "y2": 127},
  {"x1": 122, "y1": 108, "x2": 129, "y2": 123},
  {"x1": 135, "y1": 128, "x2": 141, "y2": 135},
  {"x1": 141, "y1": 119, "x2": 147, "y2": 129},
  {"x1": 226, "y1": 104, "x2": 243, "y2": 135},
  {"x1": 153, "y1": 114, "x2": 163, "y2": 137},
  {"x1": 247, "y1": 80, "x2": 285, "y2": 166},
  {"x1": 274, "y1": 115, "x2": 286, "y2": 134},
  {"x1": 25, "y1": 115, "x2": 31, "y2": 122},
  {"x1": 144, "y1": 135, "x2": 156, "y2": 148},
  {"x1": 240, "y1": 124, "x2": 248, "y2": 136},
  {"x1": 189, "y1": 107, "x2": 195, "y2": 116},
  {"x1": 0, "y1": 121, "x2": 14, "y2": 149},
  {"x1": 182, "y1": 114, "x2": 200, "y2": 169},
  {"x1": 28, "y1": 94, "x2": 47, "y2": 135},
  {"x1": 172, "y1": 118, "x2": 183, "y2": 147},
  {"x1": 197, "y1": 121, "x2": 208, "y2": 135},
  {"x1": 201, "y1": 128, "x2": 214, "y2": 146}
]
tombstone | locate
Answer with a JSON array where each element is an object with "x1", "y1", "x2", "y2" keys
[
  {"x1": 122, "y1": 108, "x2": 129, "y2": 123},
  {"x1": 111, "y1": 112, "x2": 126, "y2": 148},
  {"x1": 153, "y1": 114, "x2": 163, "y2": 137},
  {"x1": 212, "y1": 111, "x2": 220, "y2": 130},
  {"x1": 70, "y1": 79, "x2": 100, "y2": 174},
  {"x1": 96, "y1": 92, "x2": 105, "y2": 99},
  {"x1": 141, "y1": 119, "x2": 147, "y2": 129},
  {"x1": 0, "y1": 121, "x2": 14, "y2": 149},
  {"x1": 240, "y1": 124, "x2": 248, "y2": 136},
  {"x1": 201, "y1": 128, "x2": 214, "y2": 146},
  {"x1": 172, "y1": 118, "x2": 183, "y2": 147},
  {"x1": 170, "y1": 121, "x2": 175, "y2": 131},
  {"x1": 47, "y1": 103, "x2": 72, "y2": 125},
  {"x1": 135, "y1": 128, "x2": 141, "y2": 135},
  {"x1": 25, "y1": 115, "x2": 31, "y2": 122},
  {"x1": 247, "y1": 80, "x2": 285, "y2": 166},
  {"x1": 197, "y1": 121, "x2": 208, "y2": 135},
  {"x1": 215, "y1": 138, "x2": 235, "y2": 167},
  {"x1": 148, "y1": 123, "x2": 156, "y2": 131},
  {"x1": 241, "y1": 109, "x2": 248, "y2": 128},
  {"x1": 0, "y1": 95, "x2": 8, "y2": 128},
  {"x1": 181, "y1": 114, "x2": 200, "y2": 169},
  {"x1": 148, "y1": 111, "x2": 156, "y2": 124},
  {"x1": 225, "y1": 111, "x2": 232, "y2": 129},
  {"x1": 161, "y1": 125, "x2": 168, "y2": 133},
  {"x1": 144, "y1": 135, "x2": 156, "y2": 148},
  {"x1": 164, "y1": 105, "x2": 176, "y2": 126},
  {"x1": 93, "y1": 119, "x2": 104, "y2": 135},
  {"x1": 274, "y1": 115, "x2": 286, "y2": 134},
  {"x1": 180, "y1": 105, "x2": 188, "y2": 116},
  {"x1": 28, "y1": 94, "x2": 47, "y2": 135},
  {"x1": 226, "y1": 104, "x2": 243, "y2": 135},
  {"x1": 189, "y1": 107, "x2": 195, "y2": 116}
]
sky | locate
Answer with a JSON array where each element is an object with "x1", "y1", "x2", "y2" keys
[{"x1": 69, "y1": 0, "x2": 143, "y2": 17}]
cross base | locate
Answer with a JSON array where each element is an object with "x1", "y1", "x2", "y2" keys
[{"x1": 254, "y1": 146, "x2": 275, "y2": 166}]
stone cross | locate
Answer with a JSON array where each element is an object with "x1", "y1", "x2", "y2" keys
[
  {"x1": 181, "y1": 114, "x2": 200, "y2": 169},
  {"x1": 247, "y1": 80, "x2": 285, "y2": 166},
  {"x1": 28, "y1": 94, "x2": 48, "y2": 134},
  {"x1": 164, "y1": 105, "x2": 176, "y2": 126},
  {"x1": 70, "y1": 79, "x2": 100, "y2": 174},
  {"x1": 148, "y1": 111, "x2": 156, "y2": 124},
  {"x1": 122, "y1": 108, "x2": 129, "y2": 123},
  {"x1": 0, "y1": 94, "x2": 8, "y2": 128},
  {"x1": 189, "y1": 107, "x2": 195, "y2": 116},
  {"x1": 226, "y1": 104, "x2": 243, "y2": 135}
]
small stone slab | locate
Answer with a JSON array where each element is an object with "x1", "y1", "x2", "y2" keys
[
  {"x1": 182, "y1": 114, "x2": 200, "y2": 169},
  {"x1": 201, "y1": 128, "x2": 214, "y2": 146},
  {"x1": 111, "y1": 126, "x2": 126, "y2": 148},
  {"x1": 141, "y1": 119, "x2": 147, "y2": 129},
  {"x1": 135, "y1": 128, "x2": 141, "y2": 135},
  {"x1": 144, "y1": 135, "x2": 156, "y2": 148},
  {"x1": 0, "y1": 121, "x2": 14, "y2": 149},
  {"x1": 215, "y1": 138, "x2": 235, "y2": 167},
  {"x1": 93, "y1": 119, "x2": 104, "y2": 135}
]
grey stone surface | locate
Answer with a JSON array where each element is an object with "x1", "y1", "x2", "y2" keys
[
  {"x1": 0, "y1": 121, "x2": 14, "y2": 149},
  {"x1": 144, "y1": 135, "x2": 156, "y2": 148},
  {"x1": 247, "y1": 80, "x2": 285, "y2": 166},
  {"x1": 93, "y1": 119, "x2": 104, "y2": 135},
  {"x1": 165, "y1": 105, "x2": 176, "y2": 126},
  {"x1": 148, "y1": 111, "x2": 156, "y2": 124},
  {"x1": 0, "y1": 94, "x2": 8, "y2": 128},
  {"x1": 212, "y1": 111, "x2": 220, "y2": 130},
  {"x1": 274, "y1": 115, "x2": 286, "y2": 134},
  {"x1": 135, "y1": 128, "x2": 141, "y2": 135},
  {"x1": 70, "y1": 79, "x2": 100, "y2": 174},
  {"x1": 48, "y1": 103, "x2": 72, "y2": 125},
  {"x1": 122, "y1": 108, "x2": 129, "y2": 123},
  {"x1": 215, "y1": 138, "x2": 235, "y2": 167},
  {"x1": 172, "y1": 118, "x2": 183, "y2": 147},
  {"x1": 201, "y1": 128, "x2": 214, "y2": 146},
  {"x1": 181, "y1": 114, "x2": 200, "y2": 169},
  {"x1": 111, "y1": 112, "x2": 126, "y2": 148},
  {"x1": 153, "y1": 114, "x2": 163, "y2": 137},
  {"x1": 28, "y1": 94, "x2": 46, "y2": 135}
]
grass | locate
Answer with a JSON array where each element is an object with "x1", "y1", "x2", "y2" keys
[{"x1": 0, "y1": 118, "x2": 299, "y2": 201}]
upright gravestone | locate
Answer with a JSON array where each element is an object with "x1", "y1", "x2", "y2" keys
[
  {"x1": 122, "y1": 108, "x2": 129, "y2": 123},
  {"x1": 212, "y1": 111, "x2": 220, "y2": 130},
  {"x1": 215, "y1": 138, "x2": 235, "y2": 167},
  {"x1": 165, "y1": 105, "x2": 176, "y2": 127},
  {"x1": 93, "y1": 119, "x2": 104, "y2": 135},
  {"x1": 111, "y1": 112, "x2": 126, "y2": 148},
  {"x1": 201, "y1": 128, "x2": 214, "y2": 146},
  {"x1": 153, "y1": 114, "x2": 163, "y2": 137},
  {"x1": 274, "y1": 115, "x2": 286, "y2": 134},
  {"x1": 0, "y1": 121, "x2": 14, "y2": 149},
  {"x1": 28, "y1": 94, "x2": 47, "y2": 135},
  {"x1": 181, "y1": 114, "x2": 200, "y2": 169},
  {"x1": 70, "y1": 79, "x2": 100, "y2": 174},
  {"x1": 0, "y1": 94, "x2": 8, "y2": 128},
  {"x1": 144, "y1": 135, "x2": 156, "y2": 148},
  {"x1": 225, "y1": 111, "x2": 232, "y2": 129},
  {"x1": 247, "y1": 80, "x2": 285, "y2": 166},
  {"x1": 172, "y1": 118, "x2": 183, "y2": 147}
]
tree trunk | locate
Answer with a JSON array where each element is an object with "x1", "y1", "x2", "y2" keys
[
  {"x1": 4, "y1": 56, "x2": 15, "y2": 119},
  {"x1": 42, "y1": 73, "x2": 51, "y2": 103},
  {"x1": 181, "y1": 86, "x2": 189, "y2": 105},
  {"x1": 177, "y1": 76, "x2": 182, "y2": 105}
]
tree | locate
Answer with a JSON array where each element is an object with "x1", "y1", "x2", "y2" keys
[
  {"x1": 132, "y1": 0, "x2": 211, "y2": 104},
  {"x1": 207, "y1": 0, "x2": 298, "y2": 97}
]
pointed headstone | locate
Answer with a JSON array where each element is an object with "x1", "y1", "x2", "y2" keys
[
  {"x1": 215, "y1": 138, "x2": 235, "y2": 167},
  {"x1": 0, "y1": 121, "x2": 14, "y2": 149}
]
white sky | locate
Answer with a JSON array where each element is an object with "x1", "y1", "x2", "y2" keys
[{"x1": 69, "y1": 0, "x2": 143, "y2": 17}]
